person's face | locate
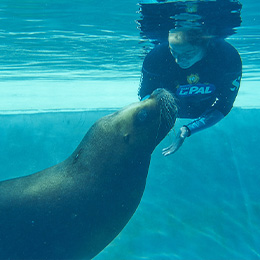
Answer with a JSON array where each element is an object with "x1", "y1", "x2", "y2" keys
[{"x1": 169, "y1": 33, "x2": 205, "y2": 69}]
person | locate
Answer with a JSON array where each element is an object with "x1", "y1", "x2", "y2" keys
[{"x1": 138, "y1": 28, "x2": 242, "y2": 156}]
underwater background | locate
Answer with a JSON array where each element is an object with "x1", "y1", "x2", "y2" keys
[{"x1": 0, "y1": 0, "x2": 259, "y2": 259}]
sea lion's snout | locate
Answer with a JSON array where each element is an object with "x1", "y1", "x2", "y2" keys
[
  {"x1": 152, "y1": 88, "x2": 177, "y2": 124},
  {"x1": 150, "y1": 88, "x2": 178, "y2": 142}
]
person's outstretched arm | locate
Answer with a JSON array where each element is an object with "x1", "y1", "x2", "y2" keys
[
  {"x1": 162, "y1": 109, "x2": 224, "y2": 156},
  {"x1": 163, "y1": 67, "x2": 242, "y2": 156}
]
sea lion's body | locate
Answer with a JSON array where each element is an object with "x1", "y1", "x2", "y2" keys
[{"x1": 0, "y1": 89, "x2": 177, "y2": 260}]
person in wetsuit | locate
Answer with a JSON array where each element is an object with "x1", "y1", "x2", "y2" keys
[{"x1": 138, "y1": 28, "x2": 242, "y2": 155}]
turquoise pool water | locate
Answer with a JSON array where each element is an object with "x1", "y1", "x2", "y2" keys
[
  {"x1": 0, "y1": 0, "x2": 259, "y2": 259},
  {"x1": 1, "y1": 109, "x2": 259, "y2": 260},
  {"x1": 0, "y1": 0, "x2": 259, "y2": 111}
]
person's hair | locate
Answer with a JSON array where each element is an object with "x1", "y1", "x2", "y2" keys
[{"x1": 169, "y1": 28, "x2": 210, "y2": 47}]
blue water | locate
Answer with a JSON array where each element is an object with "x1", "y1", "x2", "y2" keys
[
  {"x1": 0, "y1": 0, "x2": 260, "y2": 259},
  {"x1": 1, "y1": 109, "x2": 259, "y2": 259}
]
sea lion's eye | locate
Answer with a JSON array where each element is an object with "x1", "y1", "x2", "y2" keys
[{"x1": 137, "y1": 109, "x2": 148, "y2": 122}]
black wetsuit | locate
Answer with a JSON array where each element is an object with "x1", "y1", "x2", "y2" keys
[{"x1": 138, "y1": 39, "x2": 242, "y2": 135}]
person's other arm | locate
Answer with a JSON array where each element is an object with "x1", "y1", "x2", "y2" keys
[{"x1": 138, "y1": 45, "x2": 166, "y2": 100}]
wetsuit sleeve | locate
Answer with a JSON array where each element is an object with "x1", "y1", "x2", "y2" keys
[
  {"x1": 138, "y1": 47, "x2": 164, "y2": 100},
  {"x1": 184, "y1": 108, "x2": 224, "y2": 136},
  {"x1": 210, "y1": 43, "x2": 242, "y2": 116},
  {"x1": 212, "y1": 70, "x2": 242, "y2": 116},
  {"x1": 139, "y1": 67, "x2": 162, "y2": 100},
  {"x1": 184, "y1": 47, "x2": 242, "y2": 136}
]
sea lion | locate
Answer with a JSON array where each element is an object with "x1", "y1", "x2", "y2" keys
[{"x1": 0, "y1": 88, "x2": 177, "y2": 260}]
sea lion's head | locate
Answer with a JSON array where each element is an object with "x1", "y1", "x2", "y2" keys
[
  {"x1": 122, "y1": 88, "x2": 177, "y2": 152},
  {"x1": 94, "y1": 88, "x2": 177, "y2": 156},
  {"x1": 73, "y1": 88, "x2": 177, "y2": 170}
]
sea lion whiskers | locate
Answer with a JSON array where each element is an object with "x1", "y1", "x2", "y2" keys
[
  {"x1": 163, "y1": 101, "x2": 175, "y2": 127},
  {"x1": 152, "y1": 90, "x2": 177, "y2": 144},
  {"x1": 159, "y1": 93, "x2": 177, "y2": 130}
]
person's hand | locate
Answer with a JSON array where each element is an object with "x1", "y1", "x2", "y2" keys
[{"x1": 162, "y1": 126, "x2": 190, "y2": 156}]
